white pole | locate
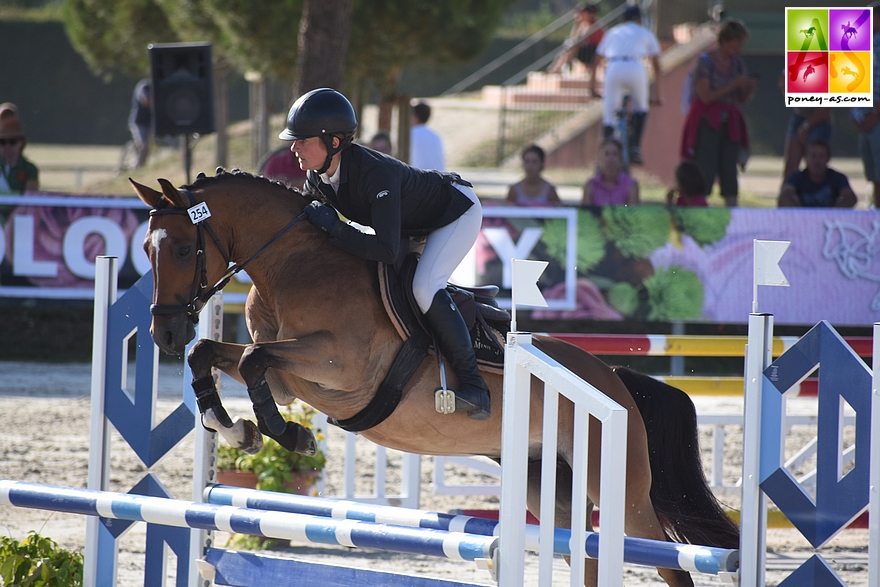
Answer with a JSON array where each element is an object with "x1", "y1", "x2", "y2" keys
[
  {"x1": 739, "y1": 312, "x2": 773, "y2": 587},
  {"x1": 869, "y1": 322, "x2": 880, "y2": 587},
  {"x1": 85, "y1": 256, "x2": 118, "y2": 587},
  {"x1": 187, "y1": 293, "x2": 223, "y2": 587}
]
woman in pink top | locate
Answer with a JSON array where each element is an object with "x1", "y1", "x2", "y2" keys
[
  {"x1": 506, "y1": 144, "x2": 561, "y2": 206},
  {"x1": 582, "y1": 138, "x2": 639, "y2": 205}
]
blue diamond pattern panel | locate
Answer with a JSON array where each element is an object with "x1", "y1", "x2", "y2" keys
[
  {"x1": 760, "y1": 321, "x2": 871, "y2": 548},
  {"x1": 104, "y1": 271, "x2": 195, "y2": 467}
]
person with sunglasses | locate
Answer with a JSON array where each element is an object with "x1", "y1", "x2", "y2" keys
[{"x1": 0, "y1": 105, "x2": 38, "y2": 194}]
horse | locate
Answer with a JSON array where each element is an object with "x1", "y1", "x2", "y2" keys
[
  {"x1": 131, "y1": 170, "x2": 739, "y2": 587},
  {"x1": 800, "y1": 27, "x2": 816, "y2": 39}
]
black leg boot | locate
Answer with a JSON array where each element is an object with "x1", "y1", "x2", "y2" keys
[
  {"x1": 629, "y1": 111, "x2": 647, "y2": 165},
  {"x1": 602, "y1": 125, "x2": 615, "y2": 139},
  {"x1": 423, "y1": 290, "x2": 491, "y2": 421}
]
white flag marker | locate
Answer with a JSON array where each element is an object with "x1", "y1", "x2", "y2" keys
[
  {"x1": 511, "y1": 259, "x2": 548, "y2": 332},
  {"x1": 753, "y1": 240, "x2": 790, "y2": 313}
]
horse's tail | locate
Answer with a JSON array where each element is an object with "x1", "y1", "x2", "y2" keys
[{"x1": 612, "y1": 366, "x2": 740, "y2": 549}]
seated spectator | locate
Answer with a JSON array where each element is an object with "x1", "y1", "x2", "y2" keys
[
  {"x1": 778, "y1": 140, "x2": 856, "y2": 208},
  {"x1": 0, "y1": 109, "x2": 39, "y2": 194},
  {"x1": 506, "y1": 144, "x2": 561, "y2": 206},
  {"x1": 667, "y1": 160, "x2": 708, "y2": 207},
  {"x1": 368, "y1": 131, "x2": 393, "y2": 155},
  {"x1": 547, "y1": 3, "x2": 604, "y2": 98},
  {"x1": 258, "y1": 145, "x2": 307, "y2": 190},
  {"x1": 582, "y1": 138, "x2": 639, "y2": 206}
]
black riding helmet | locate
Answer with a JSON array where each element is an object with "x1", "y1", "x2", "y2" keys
[{"x1": 279, "y1": 88, "x2": 358, "y2": 174}]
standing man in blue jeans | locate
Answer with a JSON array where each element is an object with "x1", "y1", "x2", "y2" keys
[{"x1": 851, "y1": 16, "x2": 880, "y2": 209}]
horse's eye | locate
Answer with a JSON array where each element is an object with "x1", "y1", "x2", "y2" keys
[{"x1": 178, "y1": 245, "x2": 192, "y2": 258}]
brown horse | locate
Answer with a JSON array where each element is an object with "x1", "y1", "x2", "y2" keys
[{"x1": 132, "y1": 170, "x2": 738, "y2": 587}]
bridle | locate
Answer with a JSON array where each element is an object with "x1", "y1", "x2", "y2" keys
[{"x1": 148, "y1": 188, "x2": 307, "y2": 324}]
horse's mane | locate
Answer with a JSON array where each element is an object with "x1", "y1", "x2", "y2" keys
[{"x1": 183, "y1": 167, "x2": 315, "y2": 202}]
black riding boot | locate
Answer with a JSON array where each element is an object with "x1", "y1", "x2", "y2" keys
[
  {"x1": 629, "y1": 111, "x2": 647, "y2": 165},
  {"x1": 602, "y1": 124, "x2": 615, "y2": 139},
  {"x1": 423, "y1": 289, "x2": 491, "y2": 421}
]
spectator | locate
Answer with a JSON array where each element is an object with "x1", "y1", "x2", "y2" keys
[
  {"x1": 582, "y1": 137, "x2": 639, "y2": 206},
  {"x1": 782, "y1": 106, "x2": 832, "y2": 182},
  {"x1": 129, "y1": 79, "x2": 152, "y2": 168},
  {"x1": 681, "y1": 19, "x2": 755, "y2": 207},
  {"x1": 666, "y1": 160, "x2": 708, "y2": 207},
  {"x1": 595, "y1": 4, "x2": 661, "y2": 165},
  {"x1": 851, "y1": 15, "x2": 880, "y2": 209},
  {"x1": 777, "y1": 140, "x2": 856, "y2": 208},
  {"x1": 258, "y1": 145, "x2": 307, "y2": 190},
  {"x1": 409, "y1": 101, "x2": 445, "y2": 170},
  {"x1": 506, "y1": 144, "x2": 561, "y2": 206},
  {"x1": 0, "y1": 109, "x2": 38, "y2": 194},
  {"x1": 368, "y1": 131, "x2": 393, "y2": 155},
  {"x1": 547, "y1": 2, "x2": 604, "y2": 98}
]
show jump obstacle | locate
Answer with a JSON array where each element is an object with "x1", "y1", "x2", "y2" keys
[{"x1": 1, "y1": 253, "x2": 877, "y2": 586}]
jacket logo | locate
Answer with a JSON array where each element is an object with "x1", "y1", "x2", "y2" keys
[{"x1": 376, "y1": 190, "x2": 389, "y2": 199}]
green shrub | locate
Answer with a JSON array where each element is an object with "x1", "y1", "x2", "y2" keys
[{"x1": 0, "y1": 531, "x2": 83, "y2": 587}]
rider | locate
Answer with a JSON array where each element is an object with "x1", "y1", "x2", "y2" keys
[
  {"x1": 595, "y1": 4, "x2": 662, "y2": 165},
  {"x1": 278, "y1": 88, "x2": 491, "y2": 421}
]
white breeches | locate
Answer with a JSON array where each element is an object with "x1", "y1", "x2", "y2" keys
[
  {"x1": 602, "y1": 59, "x2": 649, "y2": 126},
  {"x1": 412, "y1": 184, "x2": 482, "y2": 313}
]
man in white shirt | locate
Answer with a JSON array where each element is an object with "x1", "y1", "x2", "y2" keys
[
  {"x1": 410, "y1": 101, "x2": 445, "y2": 171},
  {"x1": 596, "y1": 4, "x2": 662, "y2": 165}
]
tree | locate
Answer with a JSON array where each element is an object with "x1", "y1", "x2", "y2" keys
[
  {"x1": 294, "y1": 0, "x2": 354, "y2": 95},
  {"x1": 63, "y1": 0, "x2": 179, "y2": 78}
]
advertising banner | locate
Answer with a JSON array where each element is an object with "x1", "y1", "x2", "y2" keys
[{"x1": 1, "y1": 195, "x2": 876, "y2": 326}]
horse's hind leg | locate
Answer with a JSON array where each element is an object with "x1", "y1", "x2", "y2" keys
[
  {"x1": 188, "y1": 339, "x2": 264, "y2": 454},
  {"x1": 524, "y1": 458, "x2": 601, "y2": 586}
]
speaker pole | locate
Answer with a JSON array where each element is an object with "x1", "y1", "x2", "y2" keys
[{"x1": 180, "y1": 134, "x2": 193, "y2": 184}]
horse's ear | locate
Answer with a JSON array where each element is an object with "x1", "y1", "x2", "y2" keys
[
  {"x1": 130, "y1": 178, "x2": 163, "y2": 208},
  {"x1": 157, "y1": 178, "x2": 188, "y2": 208}
]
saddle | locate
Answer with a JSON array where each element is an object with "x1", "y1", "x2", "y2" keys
[{"x1": 328, "y1": 253, "x2": 509, "y2": 433}]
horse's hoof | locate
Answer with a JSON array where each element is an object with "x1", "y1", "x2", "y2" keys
[
  {"x1": 240, "y1": 419, "x2": 264, "y2": 455},
  {"x1": 278, "y1": 422, "x2": 316, "y2": 456}
]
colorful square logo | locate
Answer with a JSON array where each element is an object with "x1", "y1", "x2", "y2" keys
[{"x1": 784, "y1": 7, "x2": 873, "y2": 107}]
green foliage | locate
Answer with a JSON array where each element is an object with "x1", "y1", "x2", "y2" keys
[
  {"x1": 643, "y1": 265, "x2": 704, "y2": 321},
  {"x1": 62, "y1": 0, "x2": 179, "y2": 78},
  {"x1": 346, "y1": 0, "x2": 519, "y2": 97},
  {"x1": 602, "y1": 206, "x2": 671, "y2": 259},
  {"x1": 671, "y1": 208, "x2": 732, "y2": 246},
  {"x1": 217, "y1": 402, "x2": 326, "y2": 493},
  {"x1": 0, "y1": 532, "x2": 83, "y2": 587},
  {"x1": 606, "y1": 281, "x2": 638, "y2": 317},
  {"x1": 541, "y1": 210, "x2": 606, "y2": 274}
]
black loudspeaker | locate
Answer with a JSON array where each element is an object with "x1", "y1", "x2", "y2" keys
[{"x1": 149, "y1": 42, "x2": 215, "y2": 136}]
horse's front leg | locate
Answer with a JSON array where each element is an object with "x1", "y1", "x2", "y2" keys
[
  {"x1": 237, "y1": 332, "x2": 345, "y2": 457},
  {"x1": 188, "y1": 339, "x2": 264, "y2": 454}
]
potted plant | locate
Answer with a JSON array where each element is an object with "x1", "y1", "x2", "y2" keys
[{"x1": 216, "y1": 402, "x2": 326, "y2": 495}]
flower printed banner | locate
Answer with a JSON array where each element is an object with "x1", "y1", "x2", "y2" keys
[{"x1": 477, "y1": 206, "x2": 880, "y2": 327}]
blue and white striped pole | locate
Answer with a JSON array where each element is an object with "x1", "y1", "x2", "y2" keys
[
  {"x1": 0, "y1": 480, "x2": 495, "y2": 563},
  {"x1": 206, "y1": 484, "x2": 738, "y2": 575}
]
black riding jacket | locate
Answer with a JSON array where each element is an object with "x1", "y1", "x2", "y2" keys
[{"x1": 305, "y1": 144, "x2": 473, "y2": 264}]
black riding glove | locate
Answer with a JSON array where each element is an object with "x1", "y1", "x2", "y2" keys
[{"x1": 304, "y1": 201, "x2": 340, "y2": 233}]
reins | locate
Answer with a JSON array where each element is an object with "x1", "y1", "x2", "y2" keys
[{"x1": 149, "y1": 188, "x2": 307, "y2": 323}]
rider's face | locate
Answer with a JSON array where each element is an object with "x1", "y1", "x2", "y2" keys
[{"x1": 291, "y1": 137, "x2": 328, "y2": 171}]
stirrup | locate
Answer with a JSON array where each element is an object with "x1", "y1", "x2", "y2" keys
[{"x1": 435, "y1": 387, "x2": 456, "y2": 414}]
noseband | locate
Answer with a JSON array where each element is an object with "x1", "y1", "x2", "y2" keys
[{"x1": 149, "y1": 188, "x2": 307, "y2": 324}]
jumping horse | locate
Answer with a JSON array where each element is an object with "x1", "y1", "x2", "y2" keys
[{"x1": 132, "y1": 170, "x2": 739, "y2": 587}]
